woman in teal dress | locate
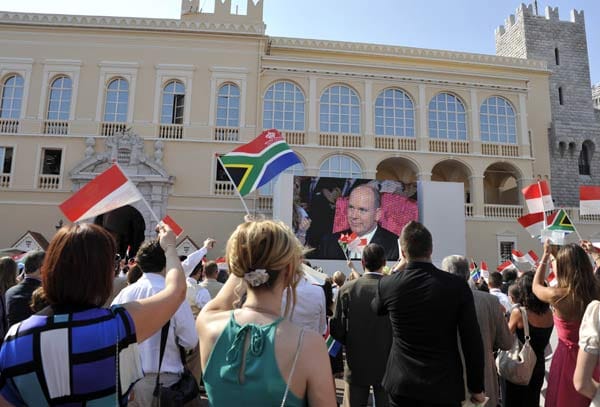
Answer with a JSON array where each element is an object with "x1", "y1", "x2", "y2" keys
[{"x1": 196, "y1": 219, "x2": 337, "y2": 406}]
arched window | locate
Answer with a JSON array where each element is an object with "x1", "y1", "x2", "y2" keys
[
  {"x1": 480, "y1": 96, "x2": 517, "y2": 144},
  {"x1": 104, "y1": 78, "x2": 129, "y2": 123},
  {"x1": 0, "y1": 74, "x2": 24, "y2": 119},
  {"x1": 160, "y1": 80, "x2": 185, "y2": 124},
  {"x1": 47, "y1": 76, "x2": 72, "y2": 121},
  {"x1": 259, "y1": 162, "x2": 305, "y2": 196},
  {"x1": 216, "y1": 83, "x2": 240, "y2": 127},
  {"x1": 263, "y1": 81, "x2": 305, "y2": 131},
  {"x1": 375, "y1": 88, "x2": 415, "y2": 137},
  {"x1": 428, "y1": 93, "x2": 467, "y2": 140},
  {"x1": 319, "y1": 155, "x2": 362, "y2": 178},
  {"x1": 579, "y1": 142, "x2": 593, "y2": 175},
  {"x1": 319, "y1": 85, "x2": 360, "y2": 134}
]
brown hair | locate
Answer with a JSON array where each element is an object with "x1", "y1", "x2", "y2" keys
[
  {"x1": 555, "y1": 243, "x2": 600, "y2": 318},
  {"x1": 226, "y1": 219, "x2": 305, "y2": 316},
  {"x1": 0, "y1": 257, "x2": 17, "y2": 294},
  {"x1": 204, "y1": 261, "x2": 218, "y2": 278},
  {"x1": 42, "y1": 223, "x2": 116, "y2": 307}
]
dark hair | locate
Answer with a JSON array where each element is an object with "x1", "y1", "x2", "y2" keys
[
  {"x1": 24, "y1": 250, "x2": 45, "y2": 274},
  {"x1": 502, "y1": 269, "x2": 517, "y2": 283},
  {"x1": 362, "y1": 243, "x2": 385, "y2": 272},
  {"x1": 488, "y1": 272, "x2": 503, "y2": 288},
  {"x1": 135, "y1": 240, "x2": 166, "y2": 274},
  {"x1": 508, "y1": 283, "x2": 521, "y2": 304},
  {"x1": 400, "y1": 221, "x2": 432, "y2": 259},
  {"x1": 42, "y1": 224, "x2": 115, "y2": 307},
  {"x1": 321, "y1": 279, "x2": 334, "y2": 317},
  {"x1": 127, "y1": 264, "x2": 143, "y2": 285},
  {"x1": 205, "y1": 261, "x2": 218, "y2": 278},
  {"x1": 190, "y1": 261, "x2": 204, "y2": 279},
  {"x1": 0, "y1": 257, "x2": 17, "y2": 294},
  {"x1": 517, "y1": 271, "x2": 549, "y2": 315}
]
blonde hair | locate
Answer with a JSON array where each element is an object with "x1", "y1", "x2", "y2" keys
[{"x1": 226, "y1": 219, "x2": 305, "y2": 316}]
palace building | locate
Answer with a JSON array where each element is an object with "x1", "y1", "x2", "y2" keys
[{"x1": 0, "y1": 1, "x2": 598, "y2": 268}]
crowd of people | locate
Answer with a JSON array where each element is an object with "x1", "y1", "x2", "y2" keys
[{"x1": 2, "y1": 210, "x2": 600, "y2": 406}]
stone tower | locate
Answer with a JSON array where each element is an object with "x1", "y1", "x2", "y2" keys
[{"x1": 496, "y1": 3, "x2": 600, "y2": 206}]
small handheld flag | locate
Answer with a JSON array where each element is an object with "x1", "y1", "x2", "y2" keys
[
  {"x1": 517, "y1": 212, "x2": 545, "y2": 238},
  {"x1": 522, "y1": 180, "x2": 553, "y2": 214},
  {"x1": 59, "y1": 164, "x2": 143, "y2": 223},
  {"x1": 220, "y1": 129, "x2": 301, "y2": 197},
  {"x1": 580, "y1": 186, "x2": 600, "y2": 215},
  {"x1": 546, "y1": 209, "x2": 575, "y2": 233},
  {"x1": 497, "y1": 260, "x2": 518, "y2": 273},
  {"x1": 480, "y1": 261, "x2": 489, "y2": 282},
  {"x1": 162, "y1": 215, "x2": 184, "y2": 237}
]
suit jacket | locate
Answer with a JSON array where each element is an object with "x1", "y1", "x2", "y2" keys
[
  {"x1": 372, "y1": 262, "x2": 485, "y2": 403},
  {"x1": 5, "y1": 278, "x2": 41, "y2": 327},
  {"x1": 330, "y1": 273, "x2": 392, "y2": 386},
  {"x1": 463, "y1": 291, "x2": 513, "y2": 407},
  {"x1": 318, "y1": 227, "x2": 399, "y2": 260}
]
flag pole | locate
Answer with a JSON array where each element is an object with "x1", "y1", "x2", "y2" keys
[
  {"x1": 217, "y1": 156, "x2": 251, "y2": 217},
  {"x1": 537, "y1": 180, "x2": 547, "y2": 228}
]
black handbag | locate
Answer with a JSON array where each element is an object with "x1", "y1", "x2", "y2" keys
[{"x1": 153, "y1": 322, "x2": 200, "y2": 406}]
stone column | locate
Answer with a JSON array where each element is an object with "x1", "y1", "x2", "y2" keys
[
  {"x1": 469, "y1": 175, "x2": 485, "y2": 218},
  {"x1": 364, "y1": 80, "x2": 374, "y2": 148},
  {"x1": 518, "y1": 93, "x2": 530, "y2": 158},
  {"x1": 307, "y1": 76, "x2": 318, "y2": 145},
  {"x1": 417, "y1": 84, "x2": 428, "y2": 152},
  {"x1": 470, "y1": 89, "x2": 481, "y2": 154}
]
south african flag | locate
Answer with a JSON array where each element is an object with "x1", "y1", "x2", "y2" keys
[{"x1": 220, "y1": 129, "x2": 301, "y2": 196}]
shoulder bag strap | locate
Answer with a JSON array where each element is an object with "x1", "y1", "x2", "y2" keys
[
  {"x1": 154, "y1": 320, "x2": 171, "y2": 393},
  {"x1": 280, "y1": 328, "x2": 305, "y2": 407},
  {"x1": 519, "y1": 307, "x2": 531, "y2": 341}
]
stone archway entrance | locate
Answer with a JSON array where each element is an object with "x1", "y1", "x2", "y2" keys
[
  {"x1": 95, "y1": 205, "x2": 146, "y2": 259},
  {"x1": 67, "y1": 130, "x2": 174, "y2": 243}
]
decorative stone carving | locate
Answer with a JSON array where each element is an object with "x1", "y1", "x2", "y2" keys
[{"x1": 68, "y1": 131, "x2": 174, "y2": 240}]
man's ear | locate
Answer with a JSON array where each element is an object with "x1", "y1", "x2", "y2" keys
[{"x1": 375, "y1": 207, "x2": 381, "y2": 223}]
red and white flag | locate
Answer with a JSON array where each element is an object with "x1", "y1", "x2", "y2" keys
[
  {"x1": 511, "y1": 249, "x2": 528, "y2": 263},
  {"x1": 517, "y1": 212, "x2": 545, "y2": 238},
  {"x1": 480, "y1": 261, "x2": 489, "y2": 282},
  {"x1": 522, "y1": 180, "x2": 554, "y2": 214},
  {"x1": 528, "y1": 250, "x2": 540, "y2": 265},
  {"x1": 162, "y1": 215, "x2": 184, "y2": 237},
  {"x1": 547, "y1": 262, "x2": 558, "y2": 287},
  {"x1": 580, "y1": 186, "x2": 600, "y2": 215},
  {"x1": 59, "y1": 165, "x2": 143, "y2": 223},
  {"x1": 497, "y1": 260, "x2": 518, "y2": 273}
]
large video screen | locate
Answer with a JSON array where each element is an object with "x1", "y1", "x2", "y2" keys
[{"x1": 292, "y1": 176, "x2": 418, "y2": 261}]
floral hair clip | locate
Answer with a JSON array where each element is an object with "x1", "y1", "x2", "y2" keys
[{"x1": 244, "y1": 269, "x2": 269, "y2": 287}]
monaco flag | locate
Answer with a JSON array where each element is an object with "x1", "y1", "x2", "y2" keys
[
  {"x1": 497, "y1": 260, "x2": 518, "y2": 273},
  {"x1": 517, "y1": 212, "x2": 545, "y2": 238},
  {"x1": 59, "y1": 165, "x2": 143, "y2": 223},
  {"x1": 528, "y1": 250, "x2": 540, "y2": 265},
  {"x1": 480, "y1": 261, "x2": 489, "y2": 282},
  {"x1": 522, "y1": 180, "x2": 554, "y2": 214},
  {"x1": 580, "y1": 186, "x2": 600, "y2": 215}
]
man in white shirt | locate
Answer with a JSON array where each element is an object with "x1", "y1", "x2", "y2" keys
[
  {"x1": 282, "y1": 276, "x2": 327, "y2": 335},
  {"x1": 112, "y1": 240, "x2": 200, "y2": 407},
  {"x1": 181, "y1": 237, "x2": 216, "y2": 277},
  {"x1": 488, "y1": 271, "x2": 512, "y2": 314}
]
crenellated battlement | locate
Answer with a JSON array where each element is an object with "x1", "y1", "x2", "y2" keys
[
  {"x1": 181, "y1": 0, "x2": 264, "y2": 25},
  {"x1": 495, "y1": 3, "x2": 585, "y2": 40}
]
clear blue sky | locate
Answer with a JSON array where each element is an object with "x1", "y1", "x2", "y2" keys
[{"x1": 0, "y1": 0, "x2": 597, "y2": 84}]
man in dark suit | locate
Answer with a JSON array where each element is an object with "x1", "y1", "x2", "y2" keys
[
  {"x1": 319, "y1": 184, "x2": 399, "y2": 260},
  {"x1": 5, "y1": 250, "x2": 45, "y2": 326},
  {"x1": 330, "y1": 243, "x2": 392, "y2": 407},
  {"x1": 372, "y1": 221, "x2": 486, "y2": 407}
]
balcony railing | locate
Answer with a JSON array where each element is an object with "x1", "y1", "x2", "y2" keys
[
  {"x1": 158, "y1": 124, "x2": 183, "y2": 139},
  {"x1": 374, "y1": 136, "x2": 417, "y2": 151},
  {"x1": 214, "y1": 180, "x2": 235, "y2": 196},
  {"x1": 283, "y1": 131, "x2": 305, "y2": 145},
  {"x1": 0, "y1": 119, "x2": 19, "y2": 134},
  {"x1": 38, "y1": 174, "x2": 60, "y2": 190},
  {"x1": 481, "y1": 143, "x2": 519, "y2": 157},
  {"x1": 464, "y1": 204, "x2": 473, "y2": 218},
  {"x1": 319, "y1": 133, "x2": 362, "y2": 148},
  {"x1": 484, "y1": 204, "x2": 523, "y2": 219},
  {"x1": 429, "y1": 139, "x2": 470, "y2": 154},
  {"x1": 214, "y1": 127, "x2": 239, "y2": 142},
  {"x1": 255, "y1": 196, "x2": 273, "y2": 212},
  {"x1": 100, "y1": 122, "x2": 127, "y2": 136},
  {"x1": 43, "y1": 121, "x2": 69, "y2": 135},
  {"x1": 0, "y1": 174, "x2": 10, "y2": 188}
]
